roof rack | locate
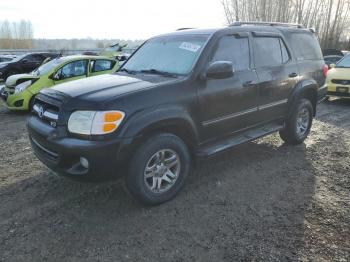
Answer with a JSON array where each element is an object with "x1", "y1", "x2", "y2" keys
[
  {"x1": 229, "y1": 21, "x2": 305, "y2": 29},
  {"x1": 176, "y1": 28, "x2": 195, "y2": 31}
]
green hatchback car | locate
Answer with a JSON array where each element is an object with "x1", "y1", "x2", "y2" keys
[{"x1": 0, "y1": 55, "x2": 118, "y2": 111}]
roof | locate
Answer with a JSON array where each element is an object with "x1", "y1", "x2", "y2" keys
[
  {"x1": 56, "y1": 55, "x2": 114, "y2": 62},
  {"x1": 153, "y1": 23, "x2": 312, "y2": 39}
]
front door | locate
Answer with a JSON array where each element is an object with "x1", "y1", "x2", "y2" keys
[
  {"x1": 53, "y1": 60, "x2": 88, "y2": 85},
  {"x1": 198, "y1": 34, "x2": 259, "y2": 141}
]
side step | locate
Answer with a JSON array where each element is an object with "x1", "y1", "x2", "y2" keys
[{"x1": 196, "y1": 123, "x2": 284, "y2": 157}]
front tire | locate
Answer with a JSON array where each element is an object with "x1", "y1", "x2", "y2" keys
[
  {"x1": 125, "y1": 133, "x2": 191, "y2": 206},
  {"x1": 279, "y1": 98, "x2": 313, "y2": 145},
  {"x1": 28, "y1": 95, "x2": 36, "y2": 112}
]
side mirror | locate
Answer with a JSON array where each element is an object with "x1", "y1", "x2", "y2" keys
[
  {"x1": 330, "y1": 63, "x2": 336, "y2": 68},
  {"x1": 50, "y1": 72, "x2": 61, "y2": 81},
  {"x1": 205, "y1": 61, "x2": 234, "y2": 80}
]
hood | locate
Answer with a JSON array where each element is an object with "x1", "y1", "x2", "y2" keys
[
  {"x1": 327, "y1": 67, "x2": 350, "y2": 80},
  {"x1": 5, "y1": 73, "x2": 40, "y2": 87},
  {"x1": 48, "y1": 73, "x2": 164, "y2": 101},
  {"x1": 0, "y1": 62, "x2": 10, "y2": 67}
]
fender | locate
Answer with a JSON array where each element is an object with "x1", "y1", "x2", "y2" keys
[
  {"x1": 287, "y1": 78, "x2": 318, "y2": 116},
  {"x1": 119, "y1": 105, "x2": 199, "y2": 143},
  {"x1": 114, "y1": 105, "x2": 199, "y2": 163}
]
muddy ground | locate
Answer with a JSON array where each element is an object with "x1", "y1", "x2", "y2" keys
[{"x1": 0, "y1": 99, "x2": 349, "y2": 262}]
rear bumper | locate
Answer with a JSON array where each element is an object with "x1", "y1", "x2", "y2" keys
[{"x1": 27, "y1": 115, "x2": 133, "y2": 178}]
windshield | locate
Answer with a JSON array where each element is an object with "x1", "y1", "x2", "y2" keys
[
  {"x1": 336, "y1": 55, "x2": 350, "y2": 68},
  {"x1": 6, "y1": 54, "x2": 26, "y2": 63},
  {"x1": 121, "y1": 34, "x2": 209, "y2": 76},
  {"x1": 32, "y1": 58, "x2": 62, "y2": 76}
]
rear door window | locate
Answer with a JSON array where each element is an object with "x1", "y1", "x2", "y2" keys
[
  {"x1": 90, "y1": 59, "x2": 115, "y2": 72},
  {"x1": 211, "y1": 35, "x2": 250, "y2": 71},
  {"x1": 253, "y1": 37, "x2": 288, "y2": 68}
]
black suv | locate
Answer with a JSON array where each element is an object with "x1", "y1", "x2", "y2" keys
[
  {"x1": 27, "y1": 22, "x2": 327, "y2": 205},
  {"x1": 0, "y1": 52, "x2": 60, "y2": 80}
]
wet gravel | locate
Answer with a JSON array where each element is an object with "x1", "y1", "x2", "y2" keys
[{"x1": 0, "y1": 99, "x2": 349, "y2": 261}]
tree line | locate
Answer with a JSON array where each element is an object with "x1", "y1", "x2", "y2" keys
[
  {"x1": 222, "y1": 0, "x2": 350, "y2": 49},
  {"x1": 0, "y1": 20, "x2": 34, "y2": 49}
]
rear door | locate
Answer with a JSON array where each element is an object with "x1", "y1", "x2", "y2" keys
[
  {"x1": 198, "y1": 33, "x2": 259, "y2": 140},
  {"x1": 252, "y1": 33, "x2": 299, "y2": 122}
]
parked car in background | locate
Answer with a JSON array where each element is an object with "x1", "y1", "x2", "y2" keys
[
  {"x1": 0, "y1": 52, "x2": 60, "y2": 81},
  {"x1": 326, "y1": 54, "x2": 350, "y2": 99},
  {"x1": 324, "y1": 55, "x2": 343, "y2": 67},
  {"x1": 0, "y1": 55, "x2": 118, "y2": 111},
  {"x1": 99, "y1": 43, "x2": 128, "y2": 58},
  {"x1": 0, "y1": 55, "x2": 16, "y2": 63},
  {"x1": 27, "y1": 22, "x2": 326, "y2": 205}
]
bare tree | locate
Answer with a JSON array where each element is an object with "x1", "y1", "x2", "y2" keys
[
  {"x1": 222, "y1": 0, "x2": 350, "y2": 49},
  {"x1": 0, "y1": 20, "x2": 34, "y2": 49}
]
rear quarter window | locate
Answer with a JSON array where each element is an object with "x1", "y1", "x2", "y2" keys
[{"x1": 287, "y1": 33, "x2": 323, "y2": 60}]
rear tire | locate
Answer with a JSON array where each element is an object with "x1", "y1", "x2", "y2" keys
[
  {"x1": 125, "y1": 133, "x2": 191, "y2": 206},
  {"x1": 279, "y1": 98, "x2": 313, "y2": 145}
]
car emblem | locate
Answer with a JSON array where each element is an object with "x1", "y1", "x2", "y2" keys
[{"x1": 38, "y1": 105, "x2": 44, "y2": 118}]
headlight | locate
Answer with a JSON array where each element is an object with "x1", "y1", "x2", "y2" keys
[
  {"x1": 68, "y1": 110, "x2": 125, "y2": 135},
  {"x1": 14, "y1": 80, "x2": 32, "y2": 94}
]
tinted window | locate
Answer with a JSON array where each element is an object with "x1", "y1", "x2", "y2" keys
[
  {"x1": 57, "y1": 60, "x2": 87, "y2": 79},
  {"x1": 91, "y1": 59, "x2": 115, "y2": 72},
  {"x1": 288, "y1": 33, "x2": 323, "y2": 60},
  {"x1": 26, "y1": 54, "x2": 43, "y2": 63},
  {"x1": 253, "y1": 37, "x2": 284, "y2": 68},
  {"x1": 211, "y1": 36, "x2": 250, "y2": 71}
]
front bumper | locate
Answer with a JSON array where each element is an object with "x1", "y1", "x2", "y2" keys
[
  {"x1": 27, "y1": 115, "x2": 133, "y2": 178},
  {"x1": 2, "y1": 88, "x2": 31, "y2": 110},
  {"x1": 326, "y1": 82, "x2": 350, "y2": 98}
]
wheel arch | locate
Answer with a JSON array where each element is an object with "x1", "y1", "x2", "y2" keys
[
  {"x1": 118, "y1": 106, "x2": 199, "y2": 159},
  {"x1": 288, "y1": 79, "x2": 318, "y2": 117}
]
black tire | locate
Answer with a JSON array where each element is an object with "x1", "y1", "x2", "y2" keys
[
  {"x1": 28, "y1": 95, "x2": 36, "y2": 111},
  {"x1": 279, "y1": 98, "x2": 313, "y2": 145},
  {"x1": 125, "y1": 133, "x2": 191, "y2": 206}
]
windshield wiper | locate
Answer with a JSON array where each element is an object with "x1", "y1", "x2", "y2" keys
[
  {"x1": 140, "y1": 69, "x2": 178, "y2": 78},
  {"x1": 119, "y1": 68, "x2": 136, "y2": 75}
]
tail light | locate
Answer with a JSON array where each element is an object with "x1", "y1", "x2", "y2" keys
[{"x1": 323, "y1": 65, "x2": 329, "y2": 77}]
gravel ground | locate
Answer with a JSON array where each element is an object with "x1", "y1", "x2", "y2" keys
[{"x1": 0, "y1": 99, "x2": 349, "y2": 261}]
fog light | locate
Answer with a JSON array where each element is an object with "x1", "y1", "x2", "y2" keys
[{"x1": 80, "y1": 157, "x2": 89, "y2": 169}]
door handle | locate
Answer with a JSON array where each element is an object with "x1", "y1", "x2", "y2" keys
[
  {"x1": 289, "y1": 72, "x2": 298, "y2": 78},
  {"x1": 243, "y1": 80, "x2": 257, "y2": 87}
]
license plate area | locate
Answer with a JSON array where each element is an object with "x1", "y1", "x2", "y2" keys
[{"x1": 336, "y1": 86, "x2": 349, "y2": 93}]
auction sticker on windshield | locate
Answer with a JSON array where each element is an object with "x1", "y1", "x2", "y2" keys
[{"x1": 179, "y1": 42, "x2": 201, "y2": 52}]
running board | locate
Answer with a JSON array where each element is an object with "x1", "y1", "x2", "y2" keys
[{"x1": 197, "y1": 123, "x2": 284, "y2": 157}]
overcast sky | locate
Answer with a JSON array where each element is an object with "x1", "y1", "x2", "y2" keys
[{"x1": 0, "y1": 0, "x2": 226, "y2": 40}]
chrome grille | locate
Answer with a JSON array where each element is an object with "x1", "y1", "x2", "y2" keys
[
  {"x1": 32, "y1": 97, "x2": 60, "y2": 127},
  {"x1": 331, "y1": 79, "x2": 350, "y2": 85}
]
